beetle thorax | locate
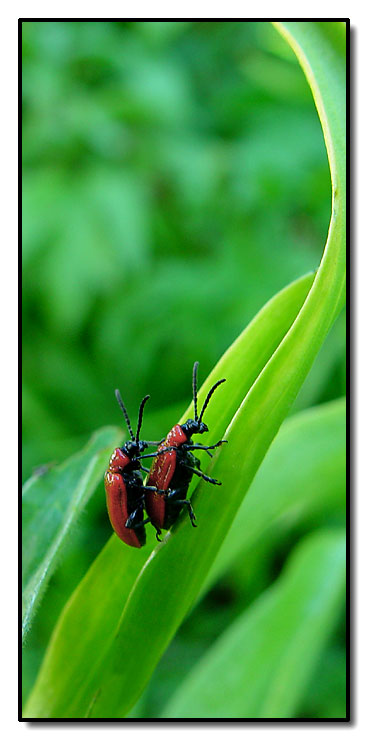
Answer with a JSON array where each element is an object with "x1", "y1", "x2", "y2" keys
[
  {"x1": 164, "y1": 424, "x2": 188, "y2": 448},
  {"x1": 108, "y1": 447, "x2": 129, "y2": 473}
]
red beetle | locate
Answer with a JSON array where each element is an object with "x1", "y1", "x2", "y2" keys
[
  {"x1": 104, "y1": 391, "x2": 162, "y2": 548},
  {"x1": 144, "y1": 362, "x2": 227, "y2": 539}
]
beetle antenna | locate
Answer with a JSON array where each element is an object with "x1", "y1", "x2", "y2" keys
[
  {"x1": 115, "y1": 389, "x2": 135, "y2": 440},
  {"x1": 198, "y1": 378, "x2": 226, "y2": 423},
  {"x1": 192, "y1": 361, "x2": 199, "y2": 421},
  {"x1": 136, "y1": 395, "x2": 150, "y2": 443}
]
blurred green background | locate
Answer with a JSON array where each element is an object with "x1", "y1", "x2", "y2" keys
[{"x1": 22, "y1": 21, "x2": 346, "y2": 717}]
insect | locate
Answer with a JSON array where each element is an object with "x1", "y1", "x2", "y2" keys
[
  {"x1": 104, "y1": 390, "x2": 163, "y2": 548},
  {"x1": 144, "y1": 361, "x2": 227, "y2": 539}
]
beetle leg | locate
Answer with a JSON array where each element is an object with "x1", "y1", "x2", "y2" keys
[
  {"x1": 126, "y1": 515, "x2": 152, "y2": 530},
  {"x1": 181, "y1": 440, "x2": 227, "y2": 452},
  {"x1": 136, "y1": 452, "x2": 160, "y2": 460},
  {"x1": 166, "y1": 494, "x2": 197, "y2": 527},
  {"x1": 153, "y1": 445, "x2": 177, "y2": 455},
  {"x1": 129, "y1": 516, "x2": 151, "y2": 530},
  {"x1": 144, "y1": 485, "x2": 168, "y2": 494},
  {"x1": 137, "y1": 446, "x2": 176, "y2": 460},
  {"x1": 125, "y1": 506, "x2": 145, "y2": 529},
  {"x1": 127, "y1": 506, "x2": 162, "y2": 539},
  {"x1": 140, "y1": 466, "x2": 150, "y2": 473},
  {"x1": 179, "y1": 499, "x2": 197, "y2": 527},
  {"x1": 179, "y1": 462, "x2": 222, "y2": 486}
]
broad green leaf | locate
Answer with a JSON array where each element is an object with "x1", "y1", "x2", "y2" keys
[
  {"x1": 161, "y1": 529, "x2": 346, "y2": 718},
  {"x1": 83, "y1": 21, "x2": 345, "y2": 719},
  {"x1": 298, "y1": 644, "x2": 347, "y2": 719},
  {"x1": 24, "y1": 21, "x2": 346, "y2": 719},
  {"x1": 206, "y1": 397, "x2": 346, "y2": 591},
  {"x1": 24, "y1": 271, "x2": 314, "y2": 719},
  {"x1": 274, "y1": 22, "x2": 346, "y2": 197},
  {"x1": 22, "y1": 426, "x2": 122, "y2": 641},
  {"x1": 127, "y1": 398, "x2": 346, "y2": 718}
]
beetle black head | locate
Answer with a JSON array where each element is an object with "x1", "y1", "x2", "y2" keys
[
  {"x1": 183, "y1": 362, "x2": 226, "y2": 438},
  {"x1": 181, "y1": 418, "x2": 208, "y2": 437},
  {"x1": 123, "y1": 438, "x2": 148, "y2": 458},
  {"x1": 115, "y1": 390, "x2": 150, "y2": 459}
]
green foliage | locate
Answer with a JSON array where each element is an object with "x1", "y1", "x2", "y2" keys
[
  {"x1": 22, "y1": 20, "x2": 334, "y2": 482},
  {"x1": 22, "y1": 21, "x2": 346, "y2": 720},
  {"x1": 132, "y1": 400, "x2": 345, "y2": 719},
  {"x1": 22, "y1": 427, "x2": 122, "y2": 640},
  {"x1": 206, "y1": 398, "x2": 346, "y2": 592},
  {"x1": 161, "y1": 530, "x2": 346, "y2": 718},
  {"x1": 23, "y1": 271, "x2": 315, "y2": 718}
]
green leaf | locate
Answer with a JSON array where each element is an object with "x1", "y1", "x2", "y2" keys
[
  {"x1": 298, "y1": 644, "x2": 347, "y2": 719},
  {"x1": 24, "y1": 21, "x2": 346, "y2": 719},
  {"x1": 83, "y1": 21, "x2": 344, "y2": 719},
  {"x1": 274, "y1": 22, "x2": 346, "y2": 198},
  {"x1": 127, "y1": 398, "x2": 346, "y2": 718},
  {"x1": 161, "y1": 529, "x2": 346, "y2": 718},
  {"x1": 22, "y1": 426, "x2": 122, "y2": 641},
  {"x1": 24, "y1": 271, "x2": 313, "y2": 719},
  {"x1": 206, "y1": 397, "x2": 346, "y2": 592}
]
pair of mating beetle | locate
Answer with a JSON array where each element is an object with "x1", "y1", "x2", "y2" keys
[{"x1": 104, "y1": 362, "x2": 226, "y2": 547}]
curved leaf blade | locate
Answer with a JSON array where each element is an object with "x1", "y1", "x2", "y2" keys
[
  {"x1": 24, "y1": 21, "x2": 346, "y2": 719},
  {"x1": 22, "y1": 426, "x2": 122, "y2": 641},
  {"x1": 24, "y1": 272, "x2": 314, "y2": 719},
  {"x1": 82, "y1": 21, "x2": 345, "y2": 719},
  {"x1": 161, "y1": 530, "x2": 346, "y2": 719},
  {"x1": 206, "y1": 397, "x2": 346, "y2": 591},
  {"x1": 128, "y1": 399, "x2": 346, "y2": 718},
  {"x1": 274, "y1": 22, "x2": 346, "y2": 195}
]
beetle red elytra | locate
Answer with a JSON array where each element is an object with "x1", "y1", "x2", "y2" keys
[
  {"x1": 104, "y1": 391, "x2": 163, "y2": 548},
  {"x1": 144, "y1": 362, "x2": 227, "y2": 540}
]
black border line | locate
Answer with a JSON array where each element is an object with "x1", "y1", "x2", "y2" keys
[{"x1": 19, "y1": 17, "x2": 351, "y2": 725}]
